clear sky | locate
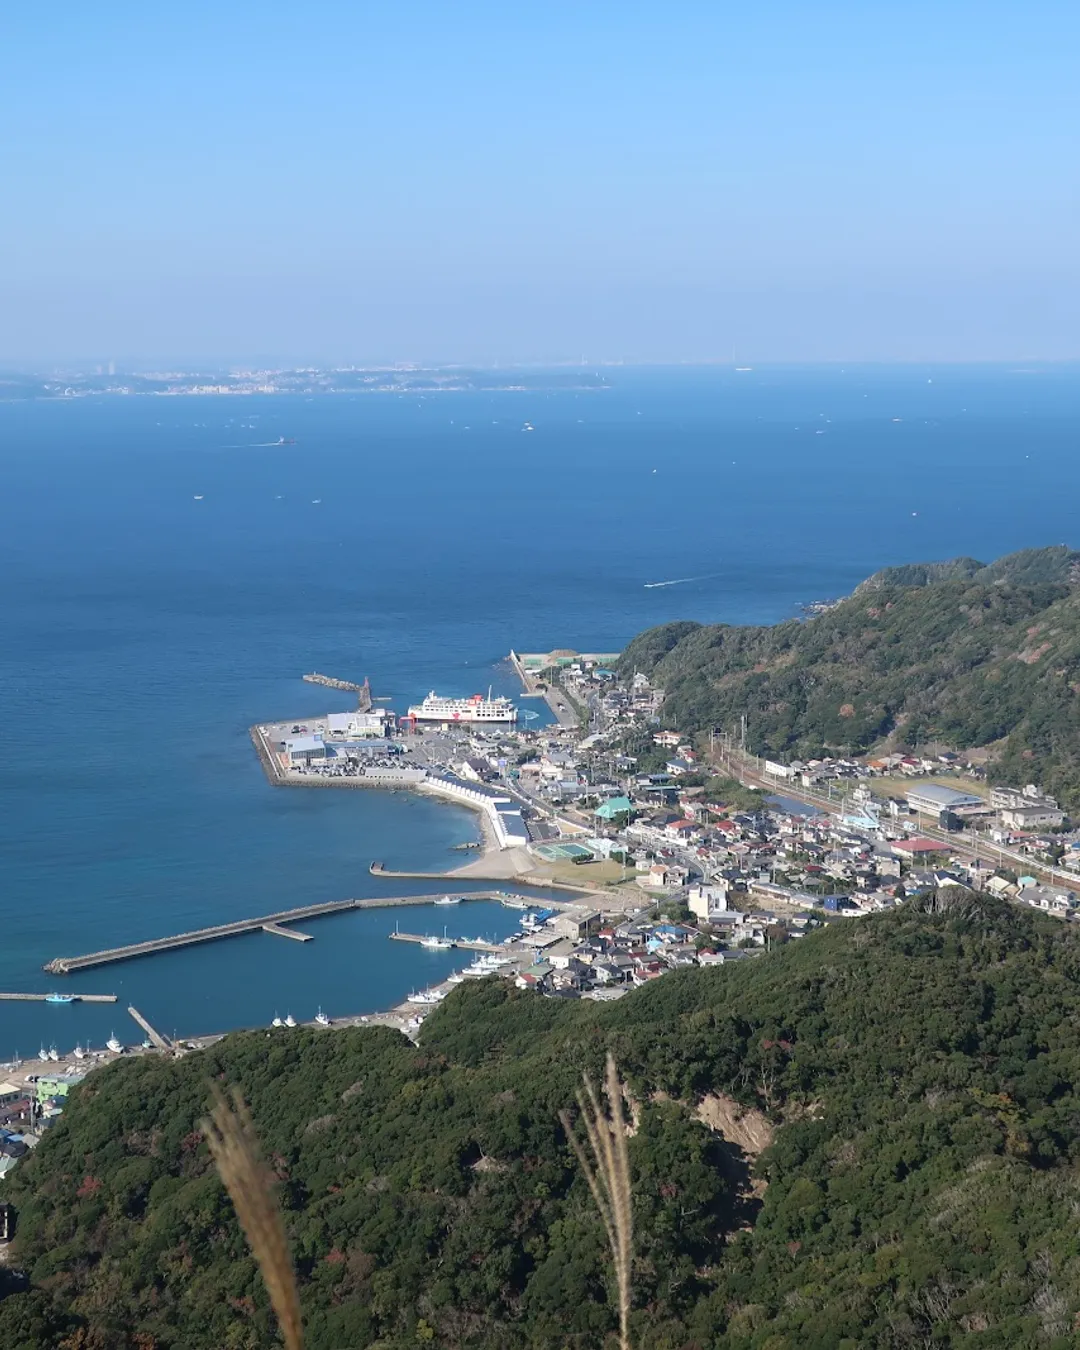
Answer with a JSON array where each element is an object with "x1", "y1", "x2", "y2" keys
[{"x1": 3, "y1": 1, "x2": 1077, "y2": 365}]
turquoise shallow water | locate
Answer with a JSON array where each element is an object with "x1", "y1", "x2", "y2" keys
[{"x1": 1, "y1": 365, "x2": 1078, "y2": 1056}]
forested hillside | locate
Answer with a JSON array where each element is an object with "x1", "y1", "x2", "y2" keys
[
  {"x1": 4, "y1": 894, "x2": 1080, "y2": 1348},
  {"x1": 620, "y1": 545, "x2": 1080, "y2": 804}
]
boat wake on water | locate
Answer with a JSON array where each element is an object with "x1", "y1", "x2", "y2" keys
[
  {"x1": 217, "y1": 438, "x2": 297, "y2": 448},
  {"x1": 643, "y1": 572, "x2": 719, "y2": 589}
]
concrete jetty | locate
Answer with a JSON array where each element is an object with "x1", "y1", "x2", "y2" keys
[
  {"x1": 0, "y1": 991, "x2": 117, "y2": 1003},
  {"x1": 44, "y1": 898, "x2": 361, "y2": 974},
  {"x1": 302, "y1": 673, "x2": 372, "y2": 710},
  {"x1": 127, "y1": 1006, "x2": 173, "y2": 1051},
  {"x1": 390, "y1": 932, "x2": 504, "y2": 953},
  {"x1": 263, "y1": 922, "x2": 313, "y2": 942},
  {"x1": 43, "y1": 892, "x2": 527, "y2": 975}
]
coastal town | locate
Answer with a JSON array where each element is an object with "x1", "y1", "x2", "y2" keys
[
  {"x1": 241, "y1": 645, "x2": 1080, "y2": 1021},
  {"x1": 3, "y1": 644, "x2": 1079, "y2": 1200}
]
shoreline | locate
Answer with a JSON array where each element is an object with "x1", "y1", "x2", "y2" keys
[{"x1": 251, "y1": 723, "x2": 507, "y2": 866}]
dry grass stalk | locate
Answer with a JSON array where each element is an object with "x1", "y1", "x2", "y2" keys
[
  {"x1": 202, "y1": 1086, "x2": 304, "y2": 1350},
  {"x1": 559, "y1": 1053, "x2": 634, "y2": 1350}
]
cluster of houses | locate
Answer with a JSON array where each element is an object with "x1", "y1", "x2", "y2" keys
[
  {"x1": 512, "y1": 908, "x2": 761, "y2": 1001},
  {"x1": 0, "y1": 1070, "x2": 85, "y2": 1185}
]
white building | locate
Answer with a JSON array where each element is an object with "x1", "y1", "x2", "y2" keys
[
  {"x1": 325, "y1": 710, "x2": 391, "y2": 738},
  {"x1": 687, "y1": 884, "x2": 737, "y2": 923}
]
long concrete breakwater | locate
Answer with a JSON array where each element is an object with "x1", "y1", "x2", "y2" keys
[{"x1": 43, "y1": 892, "x2": 541, "y2": 975}]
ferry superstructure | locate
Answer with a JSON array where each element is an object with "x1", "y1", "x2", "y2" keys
[{"x1": 407, "y1": 690, "x2": 518, "y2": 725}]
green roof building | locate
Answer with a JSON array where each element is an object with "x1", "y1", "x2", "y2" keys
[{"x1": 594, "y1": 796, "x2": 633, "y2": 820}]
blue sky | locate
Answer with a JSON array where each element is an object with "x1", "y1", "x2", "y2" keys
[{"x1": 2, "y1": 1, "x2": 1077, "y2": 364}]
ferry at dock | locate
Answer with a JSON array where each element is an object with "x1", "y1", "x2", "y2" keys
[{"x1": 407, "y1": 689, "x2": 518, "y2": 725}]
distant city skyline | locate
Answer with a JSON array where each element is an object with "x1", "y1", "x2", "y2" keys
[{"x1": 2, "y1": 2, "x2": 1077, "y2": 364}]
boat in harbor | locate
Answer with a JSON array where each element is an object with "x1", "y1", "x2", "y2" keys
[
  {"x1": 462, "y1": 957, "x2": 498, "y2": 977},
  {"x1": 434, "y1": 895, "x2": 461, "y2": 906},
  {"x1": 407, "y1": 689, "x2": 518, "y2": 724},
  {"x1": 73, "y1": 1043, "x2": 85, "y2": 1059},
  {"x1": 406, "y1": 988, "x2": 445, "y2": 1005},
  {"x1": 315, "y1": 1008, "x2": 330, "y2": 1026},
  {"x1": 271, "y1": 1013, "x2": 283, "y2": 1028},
  {"x1": 48, "y1": 1045, "x2": 60, "y2": 1061},
  {"x1": 106, "y1": 1034, "x2": 123, "y2": 1053},
  {"x1": 44, "y1": 992, "x2": 77, "y2": 1005},
  {"x1": 38, "y1": 1046, "x2": 49, "y2": 1062},
  {"x1": 421, "y1": 937, "x2": 454, "y2": 950},
  {"x1": 284, "y1": 1013, "x2": 297, "y2": 1028}
]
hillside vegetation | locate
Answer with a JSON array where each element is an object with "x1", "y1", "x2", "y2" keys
[
  {"x1": 620, "y1": 545, "x2": 1080, "y2": 803},
  {"x1": 4, "y1": 894, "x2": 1080, "y2": 1347}
]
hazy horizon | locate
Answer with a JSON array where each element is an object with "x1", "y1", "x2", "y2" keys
[{"x1": 3, "y1": 2, "x2": 1077, "y2": 365}]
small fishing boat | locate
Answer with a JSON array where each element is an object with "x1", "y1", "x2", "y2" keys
[
  {"x1": 283, "y1": 1013, "x2": 297, "y2": 1028},
  {"x1": 315, "y1": 1008, "x2": 330, "y2": 1027},
  {"x1": 44, "y1": 993, "x2": 77, "y2": 1005},
  {"x1": 271, "y1": 1014, "x2": 283, "y2": 1028},
  {"x1": 106, "y1": 1034, "x2": 123, "y2": 1054}
]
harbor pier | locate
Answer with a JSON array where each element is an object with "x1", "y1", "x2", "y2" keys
[
  {"x1": 127, "y1": 1006, "x2": 173, "y2": 1051},
  {"x1": 389, "y1": 932, "x2": 504, "y2": 953},
  {"x1": 44, "y1": 892, "x2": 535, "y2": 974},
  {"x1": 0, "y1": 992, "x2": 117, "y2": 1003},
  {"x1": 263, "y1": 922, "x2": 313, "y2": 942}
]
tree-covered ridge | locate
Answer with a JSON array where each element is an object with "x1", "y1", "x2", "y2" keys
[
  {"x1": 619, "y1": 545, "x2": 1080, "y2": 803},
  {"x1": 5, "y1": 894, "x2": 1080, "y2": 1347},
  {"x1": 854, "y1": 545, "x2": 1080, "y2": 594}
]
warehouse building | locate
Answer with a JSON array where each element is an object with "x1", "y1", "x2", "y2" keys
[
  {"x1": 906, "y1": 783, "x2": 984, "y2": 816},
  {"x1": 282, "y1": 734, "x2": 330, "y2": 766}
]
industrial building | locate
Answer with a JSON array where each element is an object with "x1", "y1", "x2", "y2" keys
[
  {"x1": 282, "y1": 734, "x2": 330, "y2": 766},
  {"x1": 906, "y1": 783, "x2": 985, "y2": 816}
]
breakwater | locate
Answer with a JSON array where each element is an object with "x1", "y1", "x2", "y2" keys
[
  {"x1": 44, "y1": 892, "x2": 540, "y2": 975},
  {"x1": 302, "y1": 673, "x2": 373, "y2": 710}
]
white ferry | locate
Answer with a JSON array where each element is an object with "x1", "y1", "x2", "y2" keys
[{"x1": 407, "y1": 689, "x2": 518, "y2": 725}]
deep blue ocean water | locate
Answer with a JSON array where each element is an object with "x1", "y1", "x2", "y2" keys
[{"x1": 1, "y1": 364, "x2": 1078, "y2": 1057}]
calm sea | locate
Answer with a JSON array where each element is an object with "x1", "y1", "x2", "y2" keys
[{"x1": 1, "y1": 365, "x2": 1078, "y2": 1057}]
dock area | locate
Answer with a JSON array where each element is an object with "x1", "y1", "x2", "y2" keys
[
  {"x1": 389, "y1": 932, "x2": 504, "y2": 953},
  {"x1": 127, "y1": 1005, "x2": 173, "y2": 1051},
  {"x1": 43, "y1": 892, "x2": 541, "y2": 975},
  {"x1": 0, "y1": 992, "x2": 117, "y2": 1003}
]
